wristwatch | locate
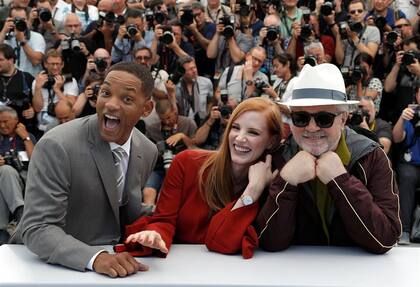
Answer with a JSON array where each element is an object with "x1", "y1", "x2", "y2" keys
[
  {"x1": 23, "y1": 136, "x2": 31, "y2": 141},
  {"x1": 245, "y1": 80, "x2": 254, "y2": 86},
  {"x1": 241, "y1": 194, "x2": 254, "y2": 206}
]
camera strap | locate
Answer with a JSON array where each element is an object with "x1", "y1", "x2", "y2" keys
[
  {"x1": 346, "y1": 25, "x2": 367, "y2": 67},
  {"x1": 71, "y1": 4, "x2": 89, "y2": 22}
]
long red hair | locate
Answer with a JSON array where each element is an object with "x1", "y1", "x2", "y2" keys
[{"x1": 198, "y1": 97, "x2": 283, "y2": 211}]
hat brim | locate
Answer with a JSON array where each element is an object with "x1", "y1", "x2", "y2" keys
[{"x1": 277, "y1": 98, "x2": 359, "y2": 107}]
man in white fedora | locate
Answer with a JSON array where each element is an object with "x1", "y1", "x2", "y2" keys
[{"x1": 256, "y1": 63, "x2": 402, "y2": 254}]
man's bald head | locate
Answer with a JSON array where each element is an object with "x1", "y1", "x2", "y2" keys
[
  {"x1": 98, "y1": 0, "x2": 113, "y2": 12},
  {"x1": 64, "y1": 13, "x2": 82, "y2": 36},
  {"x1": 55, "y1": 100, "x2": 75, "y2": 124}
]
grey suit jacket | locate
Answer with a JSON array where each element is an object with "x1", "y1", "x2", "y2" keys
[{"x1": 12, "y1": 115, "x2": 158, "y2": 271}]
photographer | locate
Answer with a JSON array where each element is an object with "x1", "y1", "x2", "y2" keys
[
  {"x1": 80, "y1": 48, "x2": 110, "y2": 89},
  {"x1": 349, "y1": 96, "x2": 392, "y2": 154},
  {"x1": 392, "y1": 86, "x2": 420, "y2": 245},
  {"x1": 0, "y1": 105, "x2": 35, "y2": 244},
  {"x1": 175, "y1": 56, "x2": 213, "y2": 126},
  {"x1": 255, "y1": 13, "x2": 284, "y2": 75},
  {"x1": 54, "y1": 99, "x2": 76, "y2": 124},
  {"x1": 366, "y1": 0, "x2": 406, "y2": 30},
  {"x1": 206, "y1": 13, "x2": 253, "y2": 79},
  {"x1": 111, "y1": 8, "x2": 152, "y2": 63},
  {"x1": 317, "y1": 0, "x2": 349, "y2": 38},
  {"x1": 347, "y1": 52, "x2": 383, "y2": 111},
  {"x1": 70, "y1": 0, "x2": 99, "y2": 31},
  {"x1": 144, "y1": 98, "x2": 196, "y2": 205},
  {"x1": 182, "y1": 2, "x2": 216, "y2": 78},
  {"x1": 0, "y1": 7, "x2": 46, "y2": 77},
  {"x1": 218, "y1": 46, "x2": 268, "y2": 103},
  {"x1": 151, "y1": 21, "x2": 194, "y2": 75},
  {"x1": 279, "y1": 0, "x2": 303, "y2": 42},
  {"x1": 234, "y1": 0, "x2": 263, "y2": 38},
  {"x1": 287, "y1": 10, "x2": 334, "y2": 64},
  {"x1": 0, "y1": 43, "x2": 39, "y2": 137},
  {"x1": 205, "y1": 0, "x2": 232, "y2": 23},
  {"x1": 56, "y1": 13, "x2": 96, "y2": 81},
  {"x1": 72, "y1": 73, "x2": 103, "y2": 117},
  {"x1": 334, "y1": 0, "x2": 381, "y2": 67},
  {"x1": 383, "y1": 36, "x2": 420, "y2": 123},
  {"x1": 82, "y1": 0, "x2": 119, "y2": 53},
  {"x1": 32, "y1": 49, "x2": 78, "y2": 132},
  {"x1": 28, "y1": 0, "x2": 61, "y2": 50},
  {"x1": 192, "y1": 87, "x2": 235, "y2": 150}
]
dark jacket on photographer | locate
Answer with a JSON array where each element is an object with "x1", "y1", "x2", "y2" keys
[
  {"x1": 0, "y1": 69, "x2": 38, "y2": 135},
  {"x1": 256, "y1": 127, "x2": 401, "y2": 254}
]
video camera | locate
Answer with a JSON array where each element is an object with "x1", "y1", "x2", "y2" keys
[{"x1": 219, "y1": 15, "x2": 236, "y2": 38}]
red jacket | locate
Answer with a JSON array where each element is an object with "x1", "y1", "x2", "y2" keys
[{"x1": 116, "y1": 149, "x2": 259, "y2": 258}]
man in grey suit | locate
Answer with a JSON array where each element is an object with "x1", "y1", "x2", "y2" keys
[{"x1": 11, "y1": 62, "x2": 158, "y2": 277}]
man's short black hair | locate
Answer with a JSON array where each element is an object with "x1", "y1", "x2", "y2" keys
[
  {"x1": 126, "y1": 8, "x2": 143, "y2": 19},
  {"x1": 0, "y1": 43, "x2": 16, "y2": 62},
  {"x1": 107, "y1": 62, "x2": 154, "y2": 100}
]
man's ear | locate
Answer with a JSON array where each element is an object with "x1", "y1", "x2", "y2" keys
[{"x1": 142, "y1": 100, "x2": 154, "y2": 118}]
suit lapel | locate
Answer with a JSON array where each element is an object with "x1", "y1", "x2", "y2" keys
[
  {"x1": 87, "y1": 116, "x2": 120, "y2": 222},
  {"x1": 125, "y1": 132, "x2": 143, "y2": 222}
]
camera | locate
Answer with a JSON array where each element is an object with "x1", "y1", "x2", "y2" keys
[
  {"x1": 266, "y1": 25, "x2": 279, "y2": 42},
  {"x1": 304, "y1": 56, "x2": 317, "y2": 66},
  {"x1": 161, "y1": 128, "x2": 176, "y2": 171},
  {"x1": 340, "y1": 66, "x2": 364, "y2": 86},
  {"x1": 43, "y1": 73, "x2": 73, "y2": 89},
  {"x1": 348, "y1": 107, "x2": 370, "y2": 126},
  {"x1": 236, "y1": 0, "x2": 251, "y2": 17},
  {"x1": 320, "y1": 1, "x2": 335, "y2": 16},
  {"x1": 14, "y1": 17, "x2": 27, "y2": 32},
  {"x1": 94, "y1": 58, "x2": 108, "y2": 73},
  {"x1": 159, "y1": 25, "x2": 174, "y2": 45},
  {"x1": 180, "y1": 7, "x2": 194, "y2": 26},
  {"x1": 97, "y1": 11, "x2": 123, "y2": 26},
  {"x1": 90, "y1": 84, "x2": 101, "y2": 101},
  {"x1": 219, "y1": 90, "x2": 232, "y2": 119},
  {"x1": 401, "y1": 50, "x2": 420, "y2": 66},
  {"x1": 38, "y1": 8, "x2": 52, "y2": 22},
  {"x1": 153, "y1": 6, "x2": 167, "y2": 25},
  {"x1": 60, "y1": 34, "x2": 81, "y2": 51},
  {"x1": 300, "y1": 8, "x2": 312, "y2": 41},
  {"x1": 219, "y1": 15, "x2": 236, "y2": 38},
  {"x1": 168, "y1": 64, "x2": 185, "y2": 85},
  {"x1": 126, "y1": 24, "x2": 138, "y2": 38},
  {"x1": 252, "y1": 78, "x2": 268, "y2": 97},
  {"x1": 348, "y1": 20, "x2": 363, "y2": 34},
  {"x1": 2, "y1": 149, "x2": 24, "y2": 172},
  {"x1": 386, "y1": 31, "x2": 399, "y2": 47},
  {"x1": 374, "y1": 15, "x2": 387, "y2": 31},
  {"x1": 338, "y1": 21, "x2": 348, "y2": 39}
]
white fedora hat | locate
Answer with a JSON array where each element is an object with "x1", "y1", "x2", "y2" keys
[{"x1": 282, "y1": 63, "x2": 359, "y2": 107}]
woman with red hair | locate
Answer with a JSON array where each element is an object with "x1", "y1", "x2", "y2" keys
[{"x1": 118, "y1": 97, "x2": 283, "y2": 258}]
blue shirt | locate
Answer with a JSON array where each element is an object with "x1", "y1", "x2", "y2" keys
[
  {"x1": 403, "y1": 120, "x2": 420, "y2": 165},
  {"x1": 366, "y1": 8, "x2": 406, "y2": 28}
]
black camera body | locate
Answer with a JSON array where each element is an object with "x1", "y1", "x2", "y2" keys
[
  {"x1": 94, "y1": 58, "x2": 108, "y2": 72},
  {"x1": 60, "y1": 34, "x2": 81, "y2": 51},
  {"x1": 180, "y1": 8, "x2": 194, "y2": 26},
  {"x1": 402, "y1": 50, "x2": 420, "y2": 66},
  {"x1": 38, "y1": 8, "x2": 52, "y2": 22},
  {"x1": 219, "y1": 15, "x2": 236, "y2": 38},
  {"x1": 125, "y1": 24, "x2": 139, "y2": 38},
  {"x1": 374, "y1": 15, "x2": 387, "y2": 31},
  {"x1": 340, "y1": 66, "x2": 364, "y2": 85},
  {"x1": 219, "y1": 90, "x2": 232, "y2": 119},
  {"x1": 386, "y1": 31, "x2": 399, "y2": 47},
  {"x1": 161, "y1": 128, "x2": 177, "y2": 171},
  {"x1": 320, "y1": 1, "x2": 335, "y2": 16},
  {"x1": 159, "y1": 25, "x2": 174, "y2": 45},
  {"x1": 168, "y1": 64, "x2": 185, "y2": 85},
  {"x1": 300, "y1": 24, "x2": 313, "y2": 41},
  {"x1": 90, "y1": 84, "x2": 101, "y2": 101},
  {"x1": 304, "y1": 56, "x2": 317, "y2": 66},
  {"x1": 3, "y1": 149, "x2": 24, "y2": 172},
  {"x1": 266, "y1": 25, "x2": 279, "y2": 42},
  {"x1": 97, "y1": 11, "x2": 125, "y2": 26},
  {"x1": 43, "y1": 73, "x2": 73, "y2": 89},
  {"x1": 348, "y1": 20, "x2": 363, "y2": 34},
  {"x1": 252, "y1": 78, "x2": 268, "y2": 97},
  {"x1": 14, "y1": 17, "x2": 27, "y2": 32},
  {"x1": 348, "y1": 107, "x2": 370, "y2": 126}
]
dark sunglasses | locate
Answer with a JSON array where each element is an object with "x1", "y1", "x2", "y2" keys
[
  {"x1": 291, "y1": 111, "x2": 344, "y2": 128},
  {"x1": 349, "y1": 9, "x2": 364, "y2": 14},
  {"x1": 396, "y1": 23, "x2": 410, "y2": 28}
]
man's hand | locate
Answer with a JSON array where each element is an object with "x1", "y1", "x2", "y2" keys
[
  {"x1": 125, "y1": 230, "x2": 169, "y2": 253},
  {"x1": 15, "y1": 123, "x2": 30, "y2": 140},
  {"x1": 243, "y1": 54, "x2": 253, "y2": 81},
  {"x1": 166, "y1": 133, "x2": 184, "y2": 147},
  {"x1": 208, "y1": 106, "x2": 221, "y2": 125},
  {"x1": 117, "y1": 24, "x2": 127, "y2": 40},
  {"x1": 35, "y1": 71, "x2": 48, "y2": 90},
  {"x1": 259, "y1": 27, "x2": 267, "y2": 42},
  {"x1": 15, "y1": 29, "x2": 25, "y2": 42},
  {"x1": 280, "y1": 151, "x2": 317, "y2": 186},
  {"x1": 316, "y1": 151, "x2": 347, "y2": 184},
  {"x1": 291, "y1": 22, "x2": 301, "y2": 39},
  {"x1": 53, "y1": 75, "x2": 65, "y2": 91},
  {"x1": 93, "y1": 251, "x2": 148, "y2": 278},
  {"x1": 1, "y1": 18, "x2": 14, "y2": 34},
  {"x1": 22, "y1": 106, "x2": 35, "y2": 119},
  {"x1": 401, "y1": 106, "x2": 416, "y2": 121}
]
